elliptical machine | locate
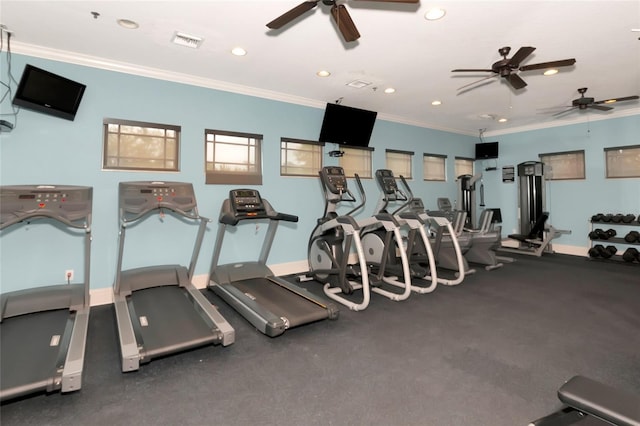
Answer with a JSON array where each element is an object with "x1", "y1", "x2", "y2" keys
[
  {"x1": 307, "y1": 166, "x2": 412, "y2": 311},
  {"x1": 360, "y1": 169, "x2": 439, "y2": 293}
]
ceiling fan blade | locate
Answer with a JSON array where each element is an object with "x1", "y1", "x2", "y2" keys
[
  {"x1": 331, "y1": 4, "x2": 361, "y2": 42},
  {"x1": 353, "y1": 0, "x2": 419, "y2": 2},
  {"x1": 456, "y1": 74, "x2": 498, "y2": 91},
  {"x1": 552, "y1": 107, "x2": 578, "y2": 117},
  {"x1": 588, "y1": 105, "x2": 614, "y2": 112},
  {"x1": 507, "y1": 46, "x2": 535, "y2": 67},
  {"x1": 452, "y1": 69, "x2": 494, "y2": 73},
  {"x1": 519, "y1": 58, "x2": 576, "y2": 71},
  {"x1": 594, "y1": 95, "x2": 639, "y2": 104},
  {"x1": 267, "y1": 1, "x2": 319, "y2": 29},
  {"x1": 505, "y1": 73, "x2": 527, "y2": 90}
]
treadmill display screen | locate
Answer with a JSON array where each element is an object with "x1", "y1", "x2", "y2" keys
[{"x1": 19, "y1": 194, "x2": 36, "y2": 199}]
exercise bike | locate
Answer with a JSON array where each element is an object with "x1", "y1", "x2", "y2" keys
[{"x1": 307, "y1": 166, "x2": 412, "y2": 311}]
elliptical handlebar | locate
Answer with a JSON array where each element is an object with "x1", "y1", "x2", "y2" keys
[
  {"x1": 345, "y1": 173, "x2": 366, "y2": 217},
  {"x1": 390, "y1": 174, "x2": 413, "y2": 216}
]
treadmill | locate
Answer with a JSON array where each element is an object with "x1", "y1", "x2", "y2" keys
[
  {"x1": 113, "y1": 181, "x2": 234, "y2": 372},
  {"x1": 1, "y1": 185, "x2": 92, "y2": 401},
  {"x1": 209, "y1": 189, "x2": 339, "y2": 337}
]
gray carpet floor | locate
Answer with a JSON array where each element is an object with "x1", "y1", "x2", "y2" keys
[{"x1": 1, "y1": 253, "x2": 639, "y2": 426}]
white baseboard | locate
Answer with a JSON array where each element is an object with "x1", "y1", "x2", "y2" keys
[{"x1": 89, "y1": 259, "x2": 311, "y2": 307}]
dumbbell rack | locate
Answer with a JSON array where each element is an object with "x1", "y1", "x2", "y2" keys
[{"x1": 588, "y1": 214, "x2": 640, "y2": 265}]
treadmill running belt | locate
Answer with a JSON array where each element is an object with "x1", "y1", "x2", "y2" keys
[
  {"x1": 1, "y1": 309, "x2": 71, "y2": 400},
  {"x1": 129, "y1": 285, "x2": 217, "y2": 359},
  {"x1": 232, "y1": 278, "x2": 329, "y2": 327}
]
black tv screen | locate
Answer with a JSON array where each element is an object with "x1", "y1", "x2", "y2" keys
[
  {"x1": 319, "y1": 103, "x2": 377, "y2": 147},
  {"x1": 475, "y1": 141, "x2": 499, "y2": 159},
  {"x1": 13, "y1": 64, "x2": 86, "y2": 121}
]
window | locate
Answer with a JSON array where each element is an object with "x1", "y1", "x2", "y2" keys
[
  {"x1": 385, "y1": 149, "x2": 413, "y2": 179},
  {"x1": 454, "y1": 157, "x2": 474, "y2": 178},
  {"x1": 339, "y1": 146, "x2": 373, "y2": 179},
  {"x1": 205, "y1": 129, "x2": 262, "y2": 185},
  {"x1": 605, "y1": 145, "x2": 640, "y2": 178},
  {"x1": 103, "y1": 118, "x2": 180, "y2": 171},
  {"x1": 280, "y1": 138, "x2": 324, "y2": 177},
  {"x1": 539, "y1": 150, "x2": 585, "y2": 180},
  {"x1": 423, "y1": 154, "x2": 447, "y2": 181}
]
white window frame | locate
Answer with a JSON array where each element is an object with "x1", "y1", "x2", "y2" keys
[
  {"x1": 102, "y1": 118, "x2": 180, "y2": 172},
  {"x1": 280, "y1": 138, "x2": 324, "y2": 177},
  {"x1": 339, "y1": 146, "x2": 374, "y2": 179},
  {"x1": 539, "y1": 150, "x2": 585, "y2": 180},
  {"x1": 423, "y1": 153, "x2": 447, "y2": 181},
  {"x1": 454, "y1": 157, "x2": 474, "y2": 178},
  {"x1": 604, "y1": 145, "x2": 640, "y2": 179},
  {"x1": 205, "y1": 129, "x2": 262, "y2": 185},
  {"x1": 385, "y1": 149, "x2": 413, "y2": 180}
]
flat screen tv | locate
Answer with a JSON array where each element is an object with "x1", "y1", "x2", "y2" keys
[
  {"x1": 475, "y1": 141, "x2": 499, "y2": 159},
  {"x1": 319, "y1": 103, "x2": 377, "y2": 147},
  {"x1": 13, "y1": 64, "x2": 86, "y2": 121}
]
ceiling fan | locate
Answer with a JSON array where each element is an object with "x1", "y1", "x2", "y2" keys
[
  {"x1": 550, "y1": 88, "x2": 639, "y2": 117},
  {"x1": 452, "y1": 46, "x2": 576, "y2": 91},
  {"x1": 266, "y1": 0, "x2": 419, "y2": 43}
]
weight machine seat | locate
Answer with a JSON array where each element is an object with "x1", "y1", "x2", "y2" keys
[
  {"x1": 558, "y1": 376, "x2": 640, "y2": 426},
  {"x1": 508, "y1": 213, "x2": 549, "y2": 243}
]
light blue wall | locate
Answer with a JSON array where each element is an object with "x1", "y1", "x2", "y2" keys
[
  {"x1": 1, "y1": 54, "x2": 476, "y2": 292},
  {"x1": 480, "y1": 117, "x2": 640, "y2": 245}
]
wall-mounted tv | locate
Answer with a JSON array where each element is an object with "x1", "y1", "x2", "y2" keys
[
  {"x1": 12, "y1": 64, "x2": 86, "y2": 121},
  {"x1": 318, "y1": 103, "x2": 377, "y2": 147},
  {"x1": 475, "y1": 141, "x2": 499, "y2": 159}
]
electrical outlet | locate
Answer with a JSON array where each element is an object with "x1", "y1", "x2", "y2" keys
[{"x1": 65, "y1": 269, "x2": 74, "y2": 281}]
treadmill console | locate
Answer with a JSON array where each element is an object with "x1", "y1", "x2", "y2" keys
[
  {"x1": 320, "y1": 166, "x2": 348, "y2": 194},
  {"x1": 119, "y1": 181, "x2": 197, "y2": 216},
  {"x1": 1, "y1": 185, "x2": 93, "y2": 227},
  {"x1": 229, "y1": 189, "x2": 266, "y2": 216}
]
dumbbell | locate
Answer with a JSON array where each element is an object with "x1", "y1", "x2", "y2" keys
[
  {"x1": 622, "y1": 248, "x2": 640, "y2": 262},
  {"x1": 589, "y1": 228, "x2": 617, "y2": 240},
  {"x1": 600, "y1": 245, "x2": 618, "y2": 259},
  {"x1": 621, "y1": 214, "x2": 636, "y2": 224},
  {"x1": 588, "y1": 244, "x2": 604, "y2": 258},
  {"x1": 600, "y1": 214, "x2": 613, "y2": 223},
  {"x1": 611, "y1": 214, "x2": 624, "y2": 223},
  {"x1": 591, "y1": 213, "x2": 604, "y2": 222},
  {"x1": 624, "y1": 231, "x2": 640, "y2": 243}
]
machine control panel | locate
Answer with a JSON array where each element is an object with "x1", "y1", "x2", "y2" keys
[
  {"x1": 229, "y1": 189, "x2": 266, "y2": 216},
  {"x1": 375, "y1": 169, "x2": 399, "y2": 195},
  {"x1": 1, "y1": 185, "x2": 93, "y2": 227},
  {"x1": 320, "y1": 166, "x2": 348, "y2": 194},
  {"x1": 119, "y1": 181, "x2": 197, "y2": 215}
]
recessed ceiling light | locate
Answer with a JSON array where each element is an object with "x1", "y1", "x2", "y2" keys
[
  {"x1": 231, "y1": 47, "x2": 247, "y2": 56},
  {"x1": 384, "y1": 87, "x2": 396, "y2": 94},
  {"x1": 431, "y1": 100, "x2": 442, "y2": 106},
  {"x1": 543, "y1": 69, "x2": 558, "y2": 76},
  {"x1": 498, "y1": 118, "x2": 508, "y2": 123},
  {"x1": 117, "y1": 19, "x2": 139, "y2": 29},
  {"x1": 316, "y1": 70, "x2": 331, "y2": 77},
  {"x1": 424, "y1": 8, "x2": 446, "y2": 21}
]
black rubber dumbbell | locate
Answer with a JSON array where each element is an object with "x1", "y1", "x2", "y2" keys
[
  {"x1": 624, "y1": 231, "x2": 640, "y2": 243},
  {"x1": 591, "y1": 213, "x2": 604, "y2": 222},
  {"x1": 605, "y1": 229, "x2": 617, "y2": 239},
  {"x1": 598, "y1": 245, "x2": 617, "y2": 259},
  {"x1": 589, "y1": 244, "x2": 604, "y2": 258},
  {"x1": 611, "y1": 214, "x2": 624, "y2": 223},
  {"x1": 622, "y1": 214, "x2": 636, "y2": 224},
  {"x1": 622, "y1": 248, "x2": 639, "y2": 262},
  {"x1": 601, "y1": 214, "x2": 613, "y2": 223}
]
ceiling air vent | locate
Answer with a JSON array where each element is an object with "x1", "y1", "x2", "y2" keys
[
  {"x1": 346, "y1": 79, "x2": 372, "y2": 89},
  {"x1": 171, "y1": 32, "x2": 204, "y2": 49}
]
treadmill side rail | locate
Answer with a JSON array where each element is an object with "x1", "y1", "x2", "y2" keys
[
  {"x1": 185, "y1": 284, "x2": 235, "y2": 346},
  {"x1": 113, "y1": 294, "x2": 141, "y2": 372},
  {"x1": 61, "y1": 307, "x2": 90, "y2": 392}
]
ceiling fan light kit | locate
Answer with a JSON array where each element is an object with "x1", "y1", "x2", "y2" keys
[{"x1": 550, "y1": 88, "x2": 640, "y2": 117}]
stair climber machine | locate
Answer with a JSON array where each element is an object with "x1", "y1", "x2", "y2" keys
[
  {"x1": 307, "y1": 166, "x2": 413, "y2": 311},
  {"x1": 209, "y1": 189, "x2": 339, "y2": 337},
  {"x1": 360, "y1": 169, "x2": 439, "y2": 293},
  {"x1": 1, "y1": 185, "x2": 92, "y2": 401},
  {"x1": 113, "y1": 181, "x2": 234, "y2": 372}
]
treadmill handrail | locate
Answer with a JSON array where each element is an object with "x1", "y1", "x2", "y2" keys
[
  {"x1": 0, "y1": 210, "x2": 90, "y2": 231},
  {"x1": 219, "y1": 210, "x2": 298, "y2": 226}
]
